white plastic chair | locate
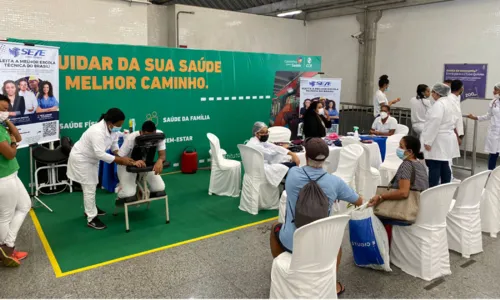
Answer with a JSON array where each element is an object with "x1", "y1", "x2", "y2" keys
[
  {"x1": 447, "y1": 170, "x2": 491, "y2": 258},
  {"x1": 278, "y1": 191, "x2": 287, "y2": 224},
  {"x1": 379, "y1": 134, "x2": 405, "y2": 185},
  {"x1": 270, "y1": 215, "x2": 350, "y2": 299},
  {"x1": 331, "y1": 144, "x2": 364, "y2": 215},
  {"x1": 395, "y1": 124, "x2": 409, "y2": 135},
  {"x1": 356, "y1": 143, "x2": 382, "y2": 201},
  {"x1": 206, "y1": 133, "x2": 241, "y2": 197},
  {"x1": 332, "y1": 144, "x2": 364, "y2": 188},
  {"x1": 268, "y1": 126, "x2": 292, "y2": 143},
  {"x1": 391, "y1": 182, "x2": 459, "y2": 281},
  {"x1": 237, "y1": 144, "x2": 280, "y2": 215},
  {"x1": 481, "y1": 167, "x2": 500, "y2": 238}
]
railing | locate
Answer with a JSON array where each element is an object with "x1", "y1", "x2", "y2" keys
[
  {"x1": 339, "y1": 103, "x2": 412, "y2": 135},
  {"x1": 338, "y1": 103, "x2": 478, "y2": 175}
]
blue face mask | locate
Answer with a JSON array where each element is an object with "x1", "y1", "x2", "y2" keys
[
  {"x1": 111, "y1": 126, "x2": 122, "y2": 133},
  {"x1": 396, "y1": 148, "x2": 406, "y2": 160}
]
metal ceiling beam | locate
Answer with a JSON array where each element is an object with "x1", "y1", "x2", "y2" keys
[
  {"x1": 242, "y1": 0, "x2": 378, "y2": 15},
  {"x1": 305, "y1": 0, "x2": 454, "y2": 20}
]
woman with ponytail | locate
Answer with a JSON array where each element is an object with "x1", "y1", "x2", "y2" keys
[
  {"x1": 67, "y1": 108, "x2": 138, "y2": 230},
  {"x1": 373, "y1": 75, "x2": 401, "y2": 117},
  {"x1": 410, "y1": 84, "x2": 431, "y2": 137}
]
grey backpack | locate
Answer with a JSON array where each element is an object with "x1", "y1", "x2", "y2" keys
[{"x1": 289, "y1": 169, "x2": 329, "y2": 228}]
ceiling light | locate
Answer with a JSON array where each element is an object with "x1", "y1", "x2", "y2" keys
[{"x1": 277, "y1": 10, "x2": 303, "y2": 17}]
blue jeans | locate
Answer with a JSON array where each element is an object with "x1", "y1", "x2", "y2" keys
[
  {"x1": 488, "y1": 153, "x2": 499, "y2": 170},
  {"x1": 426, "y1": 160, "x2": 451, "y2": 188}
]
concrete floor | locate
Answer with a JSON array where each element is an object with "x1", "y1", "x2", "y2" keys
[{"x1": 1, "y1": 158, "x2": 499, "y2": 299}]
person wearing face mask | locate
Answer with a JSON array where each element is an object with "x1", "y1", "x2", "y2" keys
[
  {"x1": 373, "y1": 75, "x2": 401, "y2": 117},
  {"x1": 368, "y1": 135, "x2": 428, "y2": 244},
  {"x1": 467, "y1": 82, "x2": 500, "y2": 170},
  {"x1": 410, "y1": 84, "x2": 431, "y2": 137},
  {"x1": 0, "y1": 94, "x2": 30, "y2": 267},
  {"x1": 370, "y1": 105, "x2": 397, "y2": 136},
  {"x1": 302, "y1": 100, "x2": 331, "y2": 139},
  {"x1": 247, "y1": 122, "x2": 301, "y2": 187},
  {"x1": 67, "y1": 108, "x2": 138, "y2": 230},
  {"x1": 421, "y1": 83, "x2": 461, "y2": 187}
]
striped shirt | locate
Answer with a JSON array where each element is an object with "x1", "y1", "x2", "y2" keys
[{"x1": 391, "y1": 160, "x2": 429, "y2": 191}]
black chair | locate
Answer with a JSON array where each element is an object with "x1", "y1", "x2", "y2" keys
[
  {"x1": 114, "y1": 132, "x2": 170, "y2": 232},
  {"x1": 31, "y1": 137, "x2": 74, "y2": 212}
]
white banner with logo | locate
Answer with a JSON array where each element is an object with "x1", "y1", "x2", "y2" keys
[
  {"x1": 0, "y1": 41, "x2": 60, "y2": 147},
  {"x1": 300, "y1": 77, "x2": 342, "y2": 134}
]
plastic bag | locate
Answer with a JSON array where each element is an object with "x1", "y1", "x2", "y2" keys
[{"x1": 349, "y1": 207, "x2": 392, "y2": 272}]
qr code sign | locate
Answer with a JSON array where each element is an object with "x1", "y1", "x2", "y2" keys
[{"x1": 42, "y1": 121, "x2": 57, "y2": 138}]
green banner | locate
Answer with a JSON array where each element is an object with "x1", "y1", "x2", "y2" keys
[{"x1": 9, "y1": 38, "x2": 321, "y2": 185}]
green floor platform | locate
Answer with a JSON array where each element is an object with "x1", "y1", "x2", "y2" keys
[{"x1": 32, "y1": 170, "x2": 277, "y2": 276}]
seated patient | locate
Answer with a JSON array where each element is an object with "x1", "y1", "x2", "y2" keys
[
  {"x1": 270, "y1": 138, "x2": 363, "y2": 295},
  {"x1": 370, "y1": 104, "x2": 398, "y2": 136},
  {"x1": 116, "y1": 120, "x2": 166, "y2": 203},
  {"x1": 247, "y1": 121, "x2": 300, "y2": 187}
]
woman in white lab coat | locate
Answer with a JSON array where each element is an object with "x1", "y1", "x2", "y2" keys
[
  {"x1": 467, "y1": 83, "x2": 500, "y2": 170},
  {"x1": 410, "y1": 84, "x2": 431, "y2": 137},
  {"x1": 246, "y1": 122, "x2": 300, "y2": 187},
  {"x1": 67, "y1": 108, "x2": 136, "y2": 230},
  {"x1": 421, "y1": 83, "x2": 461, "y2": 187}
]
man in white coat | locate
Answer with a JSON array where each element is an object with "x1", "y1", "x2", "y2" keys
[
  {"x1": 116, "y1": 120, "x2": 166, "y2": 204},
  {"x1": 468, "y1": 82, "x2": 500, "y2": 170},
  {"x1": 246, "y1": 122, "x2": 300, "y2": 187},
  {"x1": 421, "y1": 83, "x2": 461, "y2": 187}
]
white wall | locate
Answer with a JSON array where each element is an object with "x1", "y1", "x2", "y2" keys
[
  {"x1": 375, "y1": 0, "x2": 500, "y2": 109},
  {"x1": 175, "y1": 4, "x2": 307, "y2": 54},
  {"x1": 0, "y1": 0, "x2": 149, "y2": 45},
  {"x1": 306, "y1": 15, "x2": 360, "y2": 104}
]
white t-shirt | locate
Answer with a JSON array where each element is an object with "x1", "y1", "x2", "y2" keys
[
  {"x1": 371, "y1": 116, "x2": 398, "y2": 133},
  {"x1": 118, "y1": 130, "x2": 166, "y2": 158},
  {"x1": 373, "y1": 90, "x2": 388, "y2": 116}
]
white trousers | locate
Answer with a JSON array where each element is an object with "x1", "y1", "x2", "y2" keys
[
  {"x1": 117, "y1": 166, "x2": 165, "y2": 198},
  {"x1": 0, "y1": 173, "x2": 31, "y2": 248},
  {"x1": 81, "y1": 184, "x2": 97, "y2": 223}
]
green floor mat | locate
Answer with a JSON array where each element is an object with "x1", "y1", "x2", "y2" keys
[{"x1": 32, "y1": 170, "x2": 277, "y2": 275}]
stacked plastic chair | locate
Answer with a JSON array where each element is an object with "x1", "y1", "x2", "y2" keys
[{"x1": 481, "y1": 166, "x2": 500, "y2": 238}]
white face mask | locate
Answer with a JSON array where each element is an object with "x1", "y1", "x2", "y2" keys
[
  {"x1": 380, "y1": 112, "x2": 388, "y2": 119},
  {"x1": 0, "y1": 111, "x2": 8, "y2": 123},
  {"x1": 318, "y1": 108, "x2": 324, "y2": 115},
  {"x1": 494, "y1": 94, "x2": 500, "y2": 99}
]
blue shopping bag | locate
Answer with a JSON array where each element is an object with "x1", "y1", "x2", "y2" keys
[{"x1": 349, "y1": 207, "x2": 392, "y2": 271}]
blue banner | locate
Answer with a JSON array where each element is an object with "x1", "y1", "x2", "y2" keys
[{"x1": 444, "y1": 64, "x2": 488, "y2": 100}]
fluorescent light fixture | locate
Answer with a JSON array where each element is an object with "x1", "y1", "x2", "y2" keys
[{"x1": 277, "y1": 10, "x2": 302, "y2": 17}]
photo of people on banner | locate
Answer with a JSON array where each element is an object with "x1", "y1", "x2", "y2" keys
[
  {"x1": 300, "y1": 77, "x2": 342, "y2": 135},
  {"x1": 0, "y1": 42, "x2": 60, "y2": 147}
]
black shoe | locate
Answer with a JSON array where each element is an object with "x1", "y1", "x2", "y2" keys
[
  {"x1": 97, "y1": 207, "x2": 106, "y2": 216},
  {"x1": 84, "y1": 207, "x2": 106, "y2": 218},
  {"x1": 87, "y1": 217, "x2": 107, "y2": 230}
]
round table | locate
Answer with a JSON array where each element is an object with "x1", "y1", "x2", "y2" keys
[{"x1": 360, "y1": 135, "x2": 387, "y2": 162}]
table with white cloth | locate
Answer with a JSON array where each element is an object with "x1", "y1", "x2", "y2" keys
[{"x1": 296, "y1": 144, "x2": 382, "y2": 173}]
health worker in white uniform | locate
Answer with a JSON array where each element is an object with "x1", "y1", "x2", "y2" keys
[
  {"x1": 67, "y1": 108, "x2": 136, "y2": 230},
  {"x1": 116, "y1": 120, "x2": 166, "y2": 203},
  {"x1": 246, "y1": 122, "x2": 300, "y2": 187},
  {"x1": 468, "y1": 82, "x2": 500, "y2": 170},
  {"x1": 373, "y1": 74, "x2": 401, "y2": 117},
  {"x1": 421, "y1": 83, "x2": 461, "y2": 188},
  {"x1": 410, "y1": 84, "x2": 431, "y2": 137}
]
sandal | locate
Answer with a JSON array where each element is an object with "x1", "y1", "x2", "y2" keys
[{"x1": 337, "y1": 281, "x2": 345, "y2": 296}]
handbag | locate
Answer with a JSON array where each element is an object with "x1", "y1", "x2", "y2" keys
[{"x1": 374, "y1": 163, "x2": 421, "y2": 224}]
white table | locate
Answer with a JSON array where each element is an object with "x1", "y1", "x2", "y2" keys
[{"x1": 296, "y1": 143, "x2": 382, "y2": 173}]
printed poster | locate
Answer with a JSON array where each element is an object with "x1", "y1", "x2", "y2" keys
[
  {"x1": 0, "y1": 41, "x2": 60, "y2": 147},
  {"x1": 300, "y1": 77, "x2": 342, "y2": 133},
  {"x1": 444, "y1": 64, "x2": 487, "y2": 100}
]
